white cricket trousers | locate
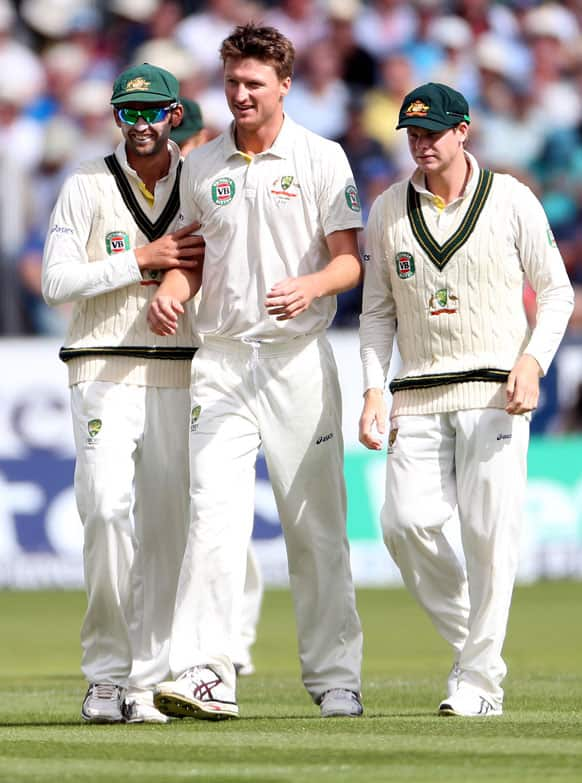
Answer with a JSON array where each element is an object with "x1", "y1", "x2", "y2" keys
[
  {"x1": 169, "y1": 334, "x2": 363, "y2": 701},
  {"x1": 382, "y1": 408, "x2": 529, "y2": 705},
  {"x1": 70, "y1": 381, "x2": 189, "y2": 689}
]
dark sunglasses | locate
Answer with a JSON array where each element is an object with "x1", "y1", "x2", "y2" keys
[{"x1": 116, "y1": 103, "x2": 178, "y2": 126}]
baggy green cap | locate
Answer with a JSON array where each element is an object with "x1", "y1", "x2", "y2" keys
[
  {"x1": 170, "y1": 97, "x2": 204, "y2": 144},
  {"x1": 396, "y1": 82, "x2": 470, "y2": 131},
  {"x1": 111, "y1": 63, "x2": 180, "y2": 106}
]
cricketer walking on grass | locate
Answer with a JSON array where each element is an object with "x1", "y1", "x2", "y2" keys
[
  {"x1": 359, "y1": 82, "x2": 574, "y2": 717},
  {"x1": 42, "y1": 64, "x2": 204, "y2": 724},
  {"x1": 148, "y1": 23, "x2": 364, "y2": 721}
]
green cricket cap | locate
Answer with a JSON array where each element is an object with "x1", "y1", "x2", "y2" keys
[
  {"x1": 170, "y1": 97, "x2": 204, "y2": 144},
  {"x1": 396, "y1": 82, "x2": 470, "y2": 131},
  {"x1": 111, "y1": 63, "x2": 180, "y2": 106}
]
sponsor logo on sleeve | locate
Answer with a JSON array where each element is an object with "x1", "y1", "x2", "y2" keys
[
  {"x1": 105, "y1": 231, "x2": 130, "y2": 254},
  {"x1": 344, "y1": 185, "x2": 361, "y2": 212},
  {"x1": 546, "y1": 227, "x2": 557, "y2": 248},
  {"x1": 50, "y1": 224, "x2": 74, "y2": 235}
]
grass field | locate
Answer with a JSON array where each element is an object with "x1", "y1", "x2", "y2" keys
[{"x1": 1, "y1": 582, "x2": 581, "y2": 783}]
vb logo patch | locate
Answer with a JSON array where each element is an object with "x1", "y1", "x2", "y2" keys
[
  {"x1": 211, "y1": 177, "x2": 235, "y2": 206},
  {"x1": 87, "y1": 418, "x2": 102, "y2": 446},
  {"x1": 395, "y1": 252, "x2": 415, "y2": 279},
  {"x1": 106, "y1": 231, "x2": 130, "y2": 254},
  {"x1": 344, "y1": 185, "x2": 361, "y2": 212},
  {"x1": 190, "y1": 404, "x2": 202, "y2": 432}
]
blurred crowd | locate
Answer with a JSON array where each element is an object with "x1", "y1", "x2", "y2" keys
[{"x1": 1, "y1": 0, "x2": 582, "y2": 341}]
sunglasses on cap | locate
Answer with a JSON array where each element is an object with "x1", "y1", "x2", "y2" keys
[{"x1": 116, "y1": 103, "x2": 178, "y2": 125}]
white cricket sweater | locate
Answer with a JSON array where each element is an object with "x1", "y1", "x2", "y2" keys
[
  {"x1": 360, "y1": 153, "x2": 574, "y2": 416},
  {"x1": 42, "y1": 142, "x2": 195, "y2": 388}
]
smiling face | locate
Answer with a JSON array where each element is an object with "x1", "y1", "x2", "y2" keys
[
  {"x1": 113, "y1": 101, "x2": 182, "y2": 160},
  {"x1": 406, "y1": 122, "x2": 468, "y2": 175},
  {"x1": 224, "y1": 57, "x2": 290, "y2": 137}
]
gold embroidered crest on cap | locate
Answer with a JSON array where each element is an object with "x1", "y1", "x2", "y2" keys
[
  {"x1": 125, "y1": 77, "x2": 151, "y2": 92},
  {"x1": 406, "y1": 100, "x2": 430, "y2": 117}
]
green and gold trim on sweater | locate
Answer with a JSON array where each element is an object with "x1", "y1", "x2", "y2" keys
[
  {"x1": 59, "y1": 346, "x2": 197, "y2": 362},
  {"x1": 104, "y1": 154, "x2": 182, "y2": 241},
  {"x1": 389, "y1": 367, "x2": 509, "y2": 393},
  {"x1": 406, "y1": 169, "x2": 494, "y2": 271}
]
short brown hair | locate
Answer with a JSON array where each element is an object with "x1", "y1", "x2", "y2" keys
[{"x1": 220, "y1": 23, "x2": 295, "y2": 80}]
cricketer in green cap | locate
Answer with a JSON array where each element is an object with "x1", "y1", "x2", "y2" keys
[
  {"x1": 396, "y1": 82, "x2": 470, "y2": 131},
  {"x1": 111, "y1": 62, "x2": 180, "y2": 106},
  {"x1": 170, "y1": 97, "x2": 204, "y2": 144}
]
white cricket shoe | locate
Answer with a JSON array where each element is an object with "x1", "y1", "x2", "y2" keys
[
  {"x1": 81, "y1": 683, "x2": 124, "y2": 723},
  {"x1": 319, "y1": 689, "x2": 364, "y2": 718},
  {"x1": 446, "y1": 662, "x2": 461, "y2": 699},
  {"x1": 123, "y1": 690, "x2": 170, "y2": 724},
  {"x1": 439, "y1": 685, "x2": 502, "y2": 717},
  {"x1": 154, "y1": 666, "x2": 239, "y2": 720},
  {"x1": 234, "y1": 661, "x2": 255, "y2": 677}
]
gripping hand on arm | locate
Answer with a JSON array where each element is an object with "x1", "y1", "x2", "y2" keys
[{"x1": 135, "y1": 221, "x2": 204, "y2": 271}]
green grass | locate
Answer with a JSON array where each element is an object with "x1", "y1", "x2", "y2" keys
[{"x1": 1, "y1": 583, "x2": 581, "y2": 782}]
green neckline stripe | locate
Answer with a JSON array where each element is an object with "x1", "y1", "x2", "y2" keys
[
  {"x1": 407, "y1": 169, "x2": 494, "y2": 270},
  {"x1": 104, "y1": 155, "x2": 182, "y2": 241}
]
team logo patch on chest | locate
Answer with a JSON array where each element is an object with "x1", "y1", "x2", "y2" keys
[
  {"x1": 395, "y1": 252, "x2": 415, "y2": 278},
  {"x1": 106, "y1": 231, "x2": 130, "y2": 254},
  {"x1": 270, "y1": 175, "x2": 299, "y2": 204},
  {"x1": 211, "y1": 177, "x2": 236, "y2": 206},
  {"x1": 429, "y1": 288, "x2": 458, "y2": 315},
  {"x1": 344, "y1": 185, "x2": 361, "y2": 212}
]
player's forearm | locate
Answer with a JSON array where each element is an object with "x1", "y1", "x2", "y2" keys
[
  {"x1": 42, "y1": 251, "x2": 142, "y2": 306},
  {"x1": 157, "y1": 267, "x2": 201, "y2": 303},
  {"x1": 310, "y1": 254, "x2": 363, "y2": 298}
]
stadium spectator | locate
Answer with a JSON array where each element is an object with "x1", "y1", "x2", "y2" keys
[
  {"x1": 325, "y1": 0, "x2": 376, "y2": 92},
  {"x1": 284, "y1": 38, "x2": 350, "y2": 139}
]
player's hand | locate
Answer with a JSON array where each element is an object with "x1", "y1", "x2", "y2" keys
[
  {"x1": 359, "y1": 388, "x2": 386, "y2": 450},
  {"x1": 264, "y1": 275, "x2": 320, "y2": 320},
  {"x1": 136, "y1": 222, "x2": 205, "y2": 271},
  {"x1": 505, "y1": 354, "x2": 542, "y2": 415},
  {"x1": 147, "y1": 295, "x2": 184, "y2": 336}
]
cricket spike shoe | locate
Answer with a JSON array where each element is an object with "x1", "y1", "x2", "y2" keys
[
  {"x1": 122, "y1": 689, "x2": 170, "y2": 724},
  {"x1": 81, "y1": 683, "x2": 125, "y2": 723},
  {"x1": 319, "y1": 689, "x2": 364, "y2": 718},
  {"x1": 154, "y1": 666, "x2": 239, "y2": 720},
  {"x1": 438, "y1": 685, "x2": 503, "y2": 717}
]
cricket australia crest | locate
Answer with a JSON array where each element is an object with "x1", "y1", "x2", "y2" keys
[{"x1": 429, "y1": 288, "x2": 458, "y2": 315}]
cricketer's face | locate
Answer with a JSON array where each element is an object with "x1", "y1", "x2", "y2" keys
[
  {"x1": 406, "y1": 123, "x2": 468, "y2": 175},
  {"x1": 224, "y1": 57, "x2": 290, "y2": 135},
  {"x1": 114, "y1": 102, "x2": 183, "y2": 159}
]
